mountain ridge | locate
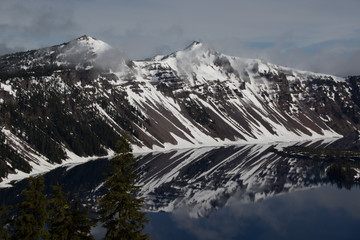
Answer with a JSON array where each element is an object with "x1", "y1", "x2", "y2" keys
[{"x1": 0, "y1": 36, "x2": 359, "y2": 185}]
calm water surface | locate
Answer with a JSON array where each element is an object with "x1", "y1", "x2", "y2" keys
[
  {"x1": 144, "y1": 185, "x2": 360, "y2": 240},
  {"x1": 1, "y1": 138, "x2": 360, "y2": 240}
]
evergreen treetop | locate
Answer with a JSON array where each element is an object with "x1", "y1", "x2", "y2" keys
[
  {"x1": 11, "y1": 175, "x2": 49, "y2": 240},
  {"x1": 0, "y1": 206, "x2": 10, "y2": 240},
  {"x1": 68, "y1": 198, "x2": 95, "y2": 240},
  {"x1": 48, "y1": 184, "x2": 72, "y2": 240},
  {"x1": 99, "y1": 137, "x2": 150, "y2": 240}
]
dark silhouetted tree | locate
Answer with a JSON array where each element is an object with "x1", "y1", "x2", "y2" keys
[
  {"x1": 99, "y1": 138, "x2": 149, "y2": 240},
  {"x1": 48, "y1": 184, "x2": 73, "y2": 240},
  {"x1": 68, "y1": 198, "x2": 95, "y2": 240},
  {"x1": 11, "y1": 175, "x2": 49, "y2": 240},
  {"x1": 48, "y1": 185, "x2": 95, "y2": 240},
  {"x1": 0, "y1": 206, "x2": 9, "y2": 240}
]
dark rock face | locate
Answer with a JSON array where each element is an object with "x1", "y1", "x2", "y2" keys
[{"x1": 0, "y1": 36, "x2": 359, "y2": 181}]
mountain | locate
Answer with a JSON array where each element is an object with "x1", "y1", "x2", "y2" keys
[{"x1": 0, "y1": 36, "x2": 360, "y2": 184}]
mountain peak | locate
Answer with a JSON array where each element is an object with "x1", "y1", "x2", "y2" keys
[
  {"x1": 76, "y1": 35, "x2": 93, "y2": 41},
  {"x1": 185, "y1": 41, "x2": 203, "y2": 49},
  {"x1": 68, "y1": 35, "x2": 111, "y2": 54},
  {"x1": 182, "y1": 41, "x2": 218, "y2": 57}
]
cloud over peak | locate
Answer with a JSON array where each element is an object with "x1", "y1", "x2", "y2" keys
[{"x1": 0, "y1": 0, "x2": 359, "y2": 76}]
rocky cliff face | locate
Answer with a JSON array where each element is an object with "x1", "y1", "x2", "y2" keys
[{"x1": 0, "y1": 36, "x2": 359, "y2": 182}]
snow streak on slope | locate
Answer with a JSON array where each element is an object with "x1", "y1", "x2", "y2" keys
[
  {"x1": 1, "y1": 36, "x2": 359, "y2": 183},
  {"x1": 0, "y1": 127, "x2": 115, "y2": 188},
  {"x1": 136, "y1": 139, "x2": 340, "y2": 217},
  {"x1": 121, "y1": 41, "x2": 343, "y2": 151}
]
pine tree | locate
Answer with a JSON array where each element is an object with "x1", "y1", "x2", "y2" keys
[
  {"x1": 48, "y1": 185, "x2": 95, "y2": 240},
  {"x1": 68, "y1": 198, "x2": 95, "y2": 240},
  {"x1": 48, "y1": 184, "x2": 72, "y2": 240},
  {"x1": 11, "y1": 175, "x2": 49, "y2": 240},
  {"x1": 99, "y1": 138, "x2": 149, "y2": 240},
  {"x1": 0, "y1": 206, "x2": 9, "y2": 240}
]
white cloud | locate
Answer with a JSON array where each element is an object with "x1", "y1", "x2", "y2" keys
[{"x1": 0, "y1": 0, "x2": 360, "y2": 75}]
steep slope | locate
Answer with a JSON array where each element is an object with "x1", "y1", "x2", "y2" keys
[
  {"x1": 0, "y1": 36, "x2": 134, "y2": 180},
  {"x1": 128, "y1": 41, "x2": 358, "y2": 146},
  {"x1": 0, "y1": 36, "x2": 359, "y2": 183}
]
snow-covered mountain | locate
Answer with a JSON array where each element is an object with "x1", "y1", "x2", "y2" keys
[{"x1": 0, "y1": 36, "x2": 359, "y2": 183}]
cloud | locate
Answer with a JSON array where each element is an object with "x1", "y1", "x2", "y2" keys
[
  {"x1": 0, "y1": 0, "x2": 360, "y2": 76},
  {"x1": 0, "y1": 0, "x2": 78, "y2": 51},
  {"x1": 96, "y1": 24, "x2": 190, "y2": 60},
  {"x1": 0, "y1": 41, "x2": 24, "y2": 56},
  {"x1": 212, "y1": 34, "x2": 360, "y2": 77},
  {"x1": 94, "y1": 48, "x2": 130, "y2": 72},
  {"x1": 261, "y1": 39, "x2": 360, "y2": 77}
]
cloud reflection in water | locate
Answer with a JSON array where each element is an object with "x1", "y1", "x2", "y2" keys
[{"x1": 146, "y1": 186, "x2": 360, "y2": 240}]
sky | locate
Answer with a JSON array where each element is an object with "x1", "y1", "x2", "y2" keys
[{"x1": 0, "y1": 0, "x2": 359, "y2": 76}]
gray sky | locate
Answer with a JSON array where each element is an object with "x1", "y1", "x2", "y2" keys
[{"x1": 1, "y1": 0, "x2": 360, "y2": 76}]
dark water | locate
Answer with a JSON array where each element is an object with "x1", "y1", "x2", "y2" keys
[
  {"x1": 1, "y1": 137, "x2": 360, "y2": 239},
  {"x1": 89, "y1": 185, "x2": 360, "y2": 240},
  {"x1": 144, "y1": 186, "x2": 360, "y2": 240}
]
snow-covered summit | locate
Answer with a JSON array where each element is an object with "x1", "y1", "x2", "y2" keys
[
  {"x1": 0, "y1": 35, "x2": 116, "y2": 71},
  {"x1": 62, "y1": 35, "x2": 112, "y2": 56},
  {"x1": 140, "y1": 39, "x2": 345, "y2": 88},
  {"x1": 139, "y1": 41, "x2": 229, "y2": 86},
  {"x1": 182, "y1": 41, "x2": 217, "y2": 54},
  {"x1": 166, "y1": 41, "x2": 218, "y2": 61},
  {"x1": 55, "y1": 35, "x2": 115, "y2": 68}
]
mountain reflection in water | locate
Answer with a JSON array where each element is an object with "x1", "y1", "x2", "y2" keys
[
  {"x1": 1, "y1": 137, "x2": 360, "y2": 239},
  {"x1": 136, "y1": 137, "x2": 359, "y2": 217}
]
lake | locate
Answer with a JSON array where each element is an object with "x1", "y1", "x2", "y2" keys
[
  {"x1": 144, "y1": 186, "x2": 360, "y2": 240},
  {"x1": 1, "y1": 137, "x2": 360, "y2": 239}
]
